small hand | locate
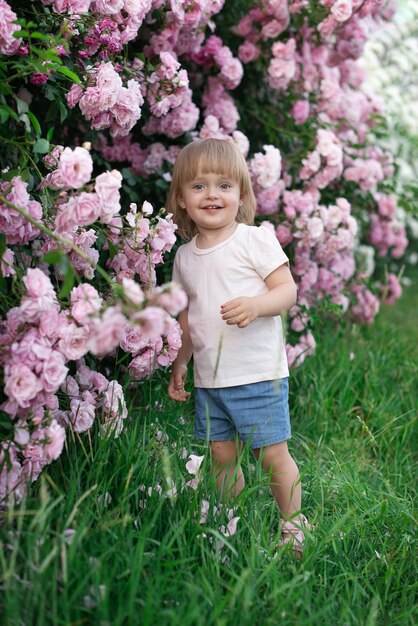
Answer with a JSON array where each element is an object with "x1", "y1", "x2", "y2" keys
[
  {"x1": 220, "y1": 296, "x2": 259, "y2": 328},
  {"x1": 168, "y1": 365, "x2": 191, "y2": 403}
]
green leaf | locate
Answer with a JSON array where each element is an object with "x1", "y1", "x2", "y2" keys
[
  {"x1": 43, "y1": 249, "x2": 63, "y2": 265},
  {"x1": 59, "y1": 263, "x2": 75, "y2": 299},
  {"x1": 55, "y1": 65, "x2": 81, "y2": 85},
  {"x1": 17, "y1": 99, "x2": 29, "y2": 114},
  {"x1": 47, "y1": 127, "x2": 54, "y2": 141},
  {"x1": 28, "y1": 111, "x2": 42, "y2": 137},
  {"x1": 107, "y1": 238, "x2": 117, "y2": 260},
  {"x1": 33, "y1": 138, "x2": 50, "y2": 154},
  {"x1": 0, "y1": 234, "x2": 6, "y2": 257},
  {"x1": 30, "y1": 32, "x2": 54, "y2": 41},
  {"x1": 19, "y1": 112, "x2": 31, "y2": 134},
  {"x1": 0, "y1": 83, "x2": 11, "y2": 96},
  {"x1": 0, "y1": 108, "x2": 8, "y2": 124},
  {"x1": 0, "y1": 103, "x2": 19, "y2": 122},
  {"x1": 58, "y1": 98, "x2": 68, "y2": 123}
]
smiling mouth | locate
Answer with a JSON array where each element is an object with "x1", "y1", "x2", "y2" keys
[{"x1": 202, "y1": 205, "x2": 223, "y2": 210}]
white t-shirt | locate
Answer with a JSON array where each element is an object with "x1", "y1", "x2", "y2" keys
[{"x1": 172, "y1": 223, "x2": 290, "y2": 388}]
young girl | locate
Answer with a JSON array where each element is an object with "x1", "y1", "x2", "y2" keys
[{"x1": 167, "y1": 138, "x2": 309, "y2": 555}]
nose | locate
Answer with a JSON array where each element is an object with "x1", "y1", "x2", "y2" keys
[{"x1": 206, "y1": 186, "x2": 219, "y2": 199}]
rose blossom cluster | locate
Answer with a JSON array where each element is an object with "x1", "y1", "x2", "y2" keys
[
  {"x1": 0, "y1": 1, "x2": 21, "y2": 55},
  {"x1": 145, "y1": 0, "x2": 226, "y2": 59},
  {"x1": 0, "y1": 269, "x2": 125, "y2": 504},
  {"x1": 99, "y1": 135, "x2": 182, "y2": 178},
  {"x1": 191, "y1": 35, "x2": 244, "y2": 91},
  {"x1": 41, "y1": 0, "x2": 153, "y2": 49},
  {"x1": 120, "y1": 280, "x2": 186, "y2": 379},
  {"x1": 137, "y1": 50, "x2": 199, "y2": 140},
  {"x1": 317, "y1": 1, "x2": 396, "y2": 50},
  {"x1": 0, "y1": 262, "x2": 187, "y2": 504},
  {"x1": 123, "y1": 306, "x2": 182, "y2": 380},
  {"x1": 380, "y1": 272, "x2": 402, "y2": 306},
  {"x1": 350, "y1": 278, "x2": 380, "y2": 324},
  {"x1": 369, "y1": 193, "x2": 408, "y2": 260},
  {"x1": 248, "y1": 145, "x2": 284, "y2": 215},
  {"x1": 232, "y1": 1, "x2": 290, "y2": 48},
  {"x1": 0, "y1": 177, "x2": 42, "y2": 245},
  {"x1": 146, "y1": 51, "x2": 190, "y2": 118},
  {"x1": 279, "y1": 191, "x2": 357, "y2": 311},
  {"x1": 66, "y1": 61, "x2": 144, "y2": 138},
  {"x1": 299, "y1": 129, "x2": 344, "y2": 190},
  {"x1": 63, "y1": 361, "x2": 128, "y2": 437},
  {"x1": 141, "y1": 87, "x2": 199, "y2": 139},
  {"x1": 40, "y1": 146, "x2": 124, "y2": 279},
  {"x1": 201, "y1": 77, "x2": 240, "y2": 135},
  {"x1": 272, "y1": 189, "x2": 371, "y2": 364},
  {"x1": 40, "y1": 0, "x2": 92, "y2": 15},
  {"x1": 267, "y1": 38, "x2": 297, "y2": 91},
  {"x1": 108, "y1": 200, "x2": 177, "y2": 288},
  {"x1": 0, "y1": 271, "x2": 126, "y2": 418}
]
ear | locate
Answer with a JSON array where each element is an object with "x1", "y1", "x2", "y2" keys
[{"x1": 177, "y1": 196, "x2": 186, "y2": 209}]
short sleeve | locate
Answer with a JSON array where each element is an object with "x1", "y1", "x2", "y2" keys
[
  {"x1": 172, "y1": 248, "x2": 183, "y2": 285},
  {"x1": 249, "y1": 226, "x2": 289, "y2": 280}
]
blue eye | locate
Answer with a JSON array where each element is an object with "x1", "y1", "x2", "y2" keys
[
  {"x1": 192, "y1": 184, "x2": 204, "y2": 190},
  {"x1": 220, "y1": 183, "x2": 231, "y2": 189}
]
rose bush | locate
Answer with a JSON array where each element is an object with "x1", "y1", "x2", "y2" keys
[{"x1": 0, "y1": 0, "x2": 414, "y2": 505}]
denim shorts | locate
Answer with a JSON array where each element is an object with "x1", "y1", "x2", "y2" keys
[{"x1": 194, "y1": 378, "x2": 291, "y2": 449}]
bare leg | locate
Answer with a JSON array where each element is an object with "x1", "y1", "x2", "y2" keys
[
  {"x1": 210, "y1": 440, "x2": 245, "y2": 500},
  {"x1": 252, "y1": 441, "x2": 301, "y2": 519}
]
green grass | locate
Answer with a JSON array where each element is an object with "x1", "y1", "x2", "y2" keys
[{"x1": 1, "y1": 280, "x2": 417, "y2": 626}]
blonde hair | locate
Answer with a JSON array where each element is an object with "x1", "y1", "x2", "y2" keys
[{"x1": 166, "y1": 138, "x2": 257, "y2": 241}]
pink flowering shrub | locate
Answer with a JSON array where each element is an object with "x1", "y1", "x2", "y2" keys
[
  {"x1": 0, "y1": 148, "x2": 185, "y2": 505},
  {"x1": 0, "y1": 0, "x2": 413, "y2": 503}
]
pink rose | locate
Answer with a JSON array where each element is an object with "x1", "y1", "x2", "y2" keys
[
  {"x1": 90, "y1": 372, "x2": 109, "y2": 394},
  {"x1": 132, "y1": 306, "x2": 166, "y2": 341},
  {"x1": 238, "y1": 41, "x2": 260, "y2": 64},
  {"x1": 152, "y1": 283, "x2": 188, "y2": 316},
  {"x1": 72, "y1": 192, "x2": 101, "y2": 227},
  {"x1": 58, "y1": 323, "x2": 91, "y2": 361},
  {"x1": 291, "y1": 100, "x2": 310, "y2": 125},
  {"x1": 23, "y1": 268, "x2": 55, "y2": 298},
  {"x1": 220, "y1": 58, "x2": 244, "y2": 89},
  {"x1": 70, "y1": 399, "x2": 95, "y2": 433},
  {"x1": 94, "y1": 170, "x2": 122, "y2": 223},
  {"x1": 58, "y1": 147, "x2": 93, "y2": 189},
  {"x1": 120, "y1": 325, "x2": 147, "y2": 355},
  {"x1": 42, "y1": 351, "x2": 69, "y2": 393},
  {"x1": 110, "y1": 79, "x2": 144, "y2": 136},
  {"x1": 88, "y1": 306, "x2": 127, "y2": 357},
  {"x1": 276, "y1": 224, "x2": 293, "y2": 247},
  {"x1": 0, "y1": 1, "x2": 22, "y2": 55},
  {"x1": 103, "y1": 380, "x2": 127, "y2": 419},
  {"x1": 4, "y1": 364, "x2": 41, "y2": 408},
  {"x1": 121, "y1": 278, "x2": 145, "y2": 306},
  {"x1": 0, "y1": 247, "x2": 15, "y2": 277},
  {"x1": 65, "y1": 84, "x2": 83, "y2": 109},
  {"x1": 96, "y1": 61, "x2": 123, "y2": 110},
  {"x1": 331, "y1": 0, "x2": 353, "y2": 22},
  {"x1": 71, "y1": 283, "x2": 102, "y2": 324},
  {"x1": 43, "y1": 420, "x2": 66, "y2": 462},
  {"x1": 61, "y1": 374, "x2": 80, "y2": 397},
  {"x1": 93, "y1": 0, "x2": 124, "y2": 15}
]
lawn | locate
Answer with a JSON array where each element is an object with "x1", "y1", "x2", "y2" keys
[{"x1": 1, "y1": 278, "x2": 417, "y2": 626}]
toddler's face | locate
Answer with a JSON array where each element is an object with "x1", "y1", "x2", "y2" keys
[{"x1": 179, "y1": 171, "x2": 243, "y2": 237}]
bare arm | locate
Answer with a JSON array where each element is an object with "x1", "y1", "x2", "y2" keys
[
  {"x1": 168, "y1": 308, "x2": 193, "y2": 402},
  {"x1": 220, "y1": 264, "x2": 297, "y2": 328}
]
